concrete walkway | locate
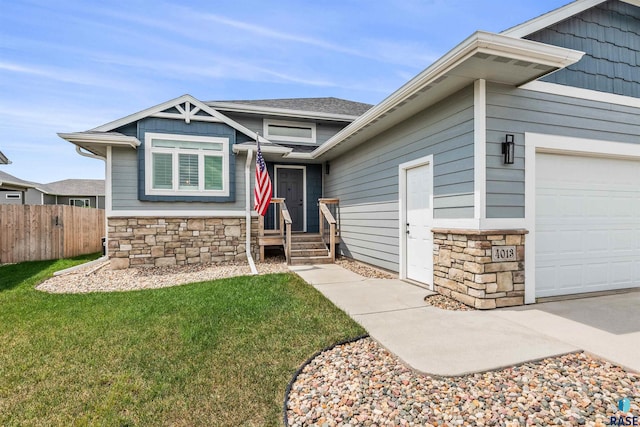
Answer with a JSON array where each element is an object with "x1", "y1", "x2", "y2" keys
[{"x1": 290, "y1": 264, "x2": 640, "y2": 376}]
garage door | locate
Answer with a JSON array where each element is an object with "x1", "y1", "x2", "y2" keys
[{"x1": 536, "y1": 152, "x2": 640, "y2": 298}]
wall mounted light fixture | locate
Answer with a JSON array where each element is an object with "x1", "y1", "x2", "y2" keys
[
  {"x1": 502, "y1": 134, "x2": 515, "y2": 165},
  {"x1": 325, "y1": 161, "x2": 330, "y2": 175}
]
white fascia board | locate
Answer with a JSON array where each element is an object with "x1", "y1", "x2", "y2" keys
[
  {"x1": 621, "y1": 0, "x2": 640, "y2": 6},
  {"x1": 0, "y1": 179, "x2": 35, "y2": 189},
  {"x1": 89, "y1": 94, "x2": 269, "y2": 144},
  {"x1": 206, "y1": 102, "x2": 360, "y2": 122},
  {"x1": 232, "y1": 144, "x2": 292, "y2": 155},
  {"x1": 282, "y1": 152, "x2": 313, "y2": 160},
  {"x1": 502, "y1": 0, "x2": 606, "y2": 38},
  {"x1": 58, "y1": 132, "x2": 141, "y2": 149},
  {"x1": 108, "y1": 210, "x2": 257, "y2": 218},
  {"x1": 311, "y1": 31, "x2": 583, "y2": 160}
]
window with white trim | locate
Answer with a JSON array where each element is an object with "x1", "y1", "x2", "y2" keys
[
  {"x1": 69, "y1": 198, "x2": 91, "y2": 207},
  {"x1": 264, "y1": 119, "x2": 316, "y2": 144},
  {"x1": 144, "y1": 133, "x2": 229, "y2": 196},
  {"x1": 5, "y1": 193, "x2": 21, "y2": 200}
]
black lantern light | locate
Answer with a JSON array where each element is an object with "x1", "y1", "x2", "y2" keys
[
  {"x1": 325, "y1": 161, "x2": 330, "y2": 175},
  {"x1": 502, "y1": 134, "x2": 515, "y2": 165}
]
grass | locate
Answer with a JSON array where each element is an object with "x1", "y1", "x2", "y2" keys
[{"x1": 0, "y1": 255, "x2": 365, "y2": 426}]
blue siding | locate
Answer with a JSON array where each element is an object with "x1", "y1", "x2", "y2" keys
[
  {"x1": 526, "y1": 0, "x2": 640, "y2": 98},
  {"x1": 137, "y1": 118, "x2": 236, "y2": 203},
  {"x1": 486, "y1": 82, "x2": 640, "y2": 218},
  {"x1": 325, "y1": 86, "x2": 475, "y2": 271}
]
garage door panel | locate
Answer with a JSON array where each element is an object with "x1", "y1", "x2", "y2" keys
[{"x1": 536, "y1": 152, "x2": 640, "y2": 298}]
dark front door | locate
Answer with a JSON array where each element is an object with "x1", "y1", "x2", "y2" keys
[{"x1": 277, "y1": 168, "x2": 304, "y2": 231}]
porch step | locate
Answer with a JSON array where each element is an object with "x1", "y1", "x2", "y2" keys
[
  {"x1": 290, "y1": 233, "x2": 324, "y2": 243},
  {"x1": 289, "y1": 255, "x2": 333, "y2": 265},
  {"x1": 290, "y1": 248, "x2": 330, "y2": 257},
  {"x1": 289, "y1": 241, "x2": 327, "y2": 250}
]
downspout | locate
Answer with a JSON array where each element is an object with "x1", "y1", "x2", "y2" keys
[{"x1": 245, "y1": 149, "x2": 258, "y2": 275}]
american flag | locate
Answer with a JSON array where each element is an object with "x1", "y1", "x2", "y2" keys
[{"x1": 254, "y1": 139, "x2": 272, "y2": 216}]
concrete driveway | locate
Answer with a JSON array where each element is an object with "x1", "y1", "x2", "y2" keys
[{"x1": 291, "y1": 264, "x2": 640, "y2": 375}]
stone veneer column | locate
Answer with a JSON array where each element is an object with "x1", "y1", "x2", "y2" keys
[
  {"x1": 107, "y1": 217, "x2": 259, "y2": 269},
  {"x1": 432, "y1": 228, "x2": 528, "y2": 309}
]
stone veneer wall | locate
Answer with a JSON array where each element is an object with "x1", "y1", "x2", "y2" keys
[
  {"x1": 107, "y1": 217, "x2": 259, "y2": 269},
  {"x1": 432, "y1": 228, "x2": 528, "y2": 309}
]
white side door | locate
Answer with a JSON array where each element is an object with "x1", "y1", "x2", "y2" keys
[{"x1": 405, "y1": 163, "x2": 433, "y2": 285}]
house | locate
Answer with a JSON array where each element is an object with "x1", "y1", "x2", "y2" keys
[
  {"x1": 60, "y1": 0, "x2": 640, "y2": 308},
  {"x1": 0, "y1": 172, "x2": 104, "y2": 208},
  {"x1": 0, "y1": 170, "x2": 36, "y2": 204},
  {"x1": 35, "y1": 179, "x2": 105, "y2": 208}
]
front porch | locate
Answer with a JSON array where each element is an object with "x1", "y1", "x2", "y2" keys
[{"x1": 258, "y1": 198, "x2": 340, "y2": 265}]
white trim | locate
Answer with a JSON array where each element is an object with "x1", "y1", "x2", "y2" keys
[
  {"x1": 520, "y1": 81, "x2": 640, "y2": 109},
  {"x1": 524, "y1": 132, "x2": 640, "y2": 304},
  {"x1": 622, "y1": 0, "x2": 640, "y2": 6},
  {"x1": 244, "y1": 149, "x2": 258, "y2": 274},
  {"x1": 232, "y1": 144, "x2": 292, "y2": 155},
  {"x1": 398, "y1": 154, "x2": 434, "y2": 285},
  {"x1": 274, "y1": 165, "x2": 307, "y2": 232},
  {"x1": 90, "y1": 94, "x2": 266, "y2": 144},
  {"x1": 5, "y1": 193, "x2": 21, "y2": 200},
  {"x1": 207, "y1": 101, "x2": 360, "y2": 122},
  {"x1": 473, "y1": 79, "x2": 487, "y2": 220},
  {"x1": 144, "y1": 132, "x2": 230, "y2": 197},
  {"x1": 311, "y1": 31, "x2": 583, "y2": 160},
  {"x1": 502, "y1": 0, "x2": 606, "y2": 38},
  {"x1": 105, "y1": 146, "x2": 112, "y2": 255},
  {"x1": 108, "y1": 210, "x2": 256, "y2": 218},
  {"x1": 264, "y1": 119, "x2": 317, "y2": 144},
  {"x1": 58, "y1": 132, "x2": 141, "y2": 148}
]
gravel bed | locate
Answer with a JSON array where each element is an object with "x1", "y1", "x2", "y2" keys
[
  {"x1": 335, "y1": 258, "x2": 396, "y2": 279},
  {"x1": 424, "y1": 294, "x2": 475, "y2": 311},
  {"x1": 36, "y1": 257, "x2": 289, "y2": 293},
  {"x1": 286, "y1": 337, "x2": 639, "y2": 427}
]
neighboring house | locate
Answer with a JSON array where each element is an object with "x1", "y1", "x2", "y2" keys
[
  {"x1": 0, "y1": 171, "x2": 36, "y2": 205},
  {"x1": 60, "y1": 0, "x2": 640, "y2": 308},
  {"x1": 34, "y1": 179, "x2": 106, "y2": 208},
  {"x1": 0, "y1": 172, "x2": 105, "y2": 208}
]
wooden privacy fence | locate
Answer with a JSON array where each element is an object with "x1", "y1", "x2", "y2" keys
[{"x1": 0, "y1": 205, "x2": 105, "y2": 264}]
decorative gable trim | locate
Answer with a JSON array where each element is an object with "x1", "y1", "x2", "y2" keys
[
  {"x1": 90, "y1": 94, "x2": 265, "y2": 143},
  {"x1": 502, "y1": 0, "x2": 607, "y2": 38}
]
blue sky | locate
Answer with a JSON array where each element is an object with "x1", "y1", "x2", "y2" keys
[{"x1": 0, "y1": 0, "x2": 569, "y2": 183}]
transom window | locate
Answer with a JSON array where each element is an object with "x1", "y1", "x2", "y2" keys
[
  {"x1": 264, "y1": 119, "x2": 316, "y2": 144},
  {"x1": 144, "y1": 133, "x2": 229, "y2": 197}
]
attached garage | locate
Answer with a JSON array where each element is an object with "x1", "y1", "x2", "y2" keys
[{"x1": 529, "y1": 135, "x2": 640, "y2": 299}]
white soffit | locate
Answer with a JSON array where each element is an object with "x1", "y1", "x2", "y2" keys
[
  {"x1": 58, "y1": 132, "x2": 141, "y2": 157},
  {"x1": 312, "y1": 31, "x2": 584, "y2": 160}
]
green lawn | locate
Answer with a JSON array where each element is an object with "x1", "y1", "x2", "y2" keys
[{"x1": 0, "y1": 255, "x2": 365, "y2": 426}]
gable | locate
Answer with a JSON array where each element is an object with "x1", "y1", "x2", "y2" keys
[
  {"x1": 91, "y1": 94, "x2": 260, "y2": 142},
  {"x1": 525, "y1": 0, "x2": 640, "y2": 97}
]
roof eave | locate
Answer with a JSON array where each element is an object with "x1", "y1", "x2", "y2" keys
[
  {"x1": 58, "y1": 132, "x2": 141, "y2": 157},
  {"x1": 206, "y1": 102, "x2": 361, "y2": 122},
  {"x1": 311, "y1": 31, "x2": 584, "y2": 160},
  {"x1": 0, "y1": 150, "x2": 10, "y2": 165}
]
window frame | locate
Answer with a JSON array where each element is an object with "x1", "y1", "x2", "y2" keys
[
  {"x1": 144, "y1": 133, "x2": 230, "y2": 197},
  {"x1": 5, "y1": 193, "x2": 21, "y2": 200},
  {"x1": 69, "y1": 198, "x2": 91, "y2": 207},
  {"x1": 263, "y1": 119, "x2": 317, "y2": 144}
]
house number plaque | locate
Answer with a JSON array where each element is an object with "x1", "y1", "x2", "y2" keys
[{"x1": 491, "y1": 246, "x2": 516, "y2": 262}]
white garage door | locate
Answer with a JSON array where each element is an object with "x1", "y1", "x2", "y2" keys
[{"x1": 536, "y1": 152, "x2": 640, "y2": 298}]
